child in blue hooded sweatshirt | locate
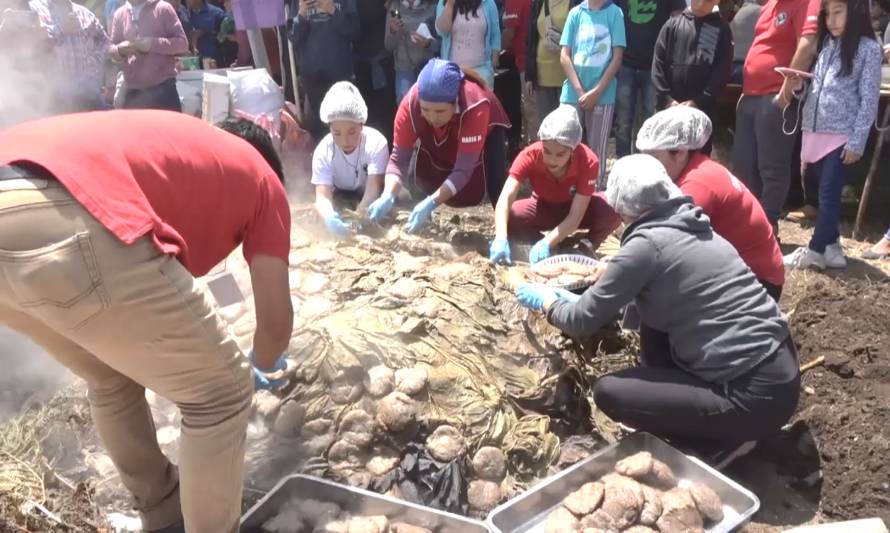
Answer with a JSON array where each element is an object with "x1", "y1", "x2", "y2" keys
[{"x1": 783, "y1": 0, "x2": 881, "y2": 271}]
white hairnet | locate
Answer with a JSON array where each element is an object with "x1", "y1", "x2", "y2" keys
[
  {"x1": 605, "y1": 154, "x2": 683, "y2": 219},
  {"x1": 537, "y1": 105, "x2": 583, "y2": 148},
  {"x1": 319, "y1": 81, "x2": 368, "y2": 124},
  {"x1": 635, "y1": 105, "x2": 713, "y2": 152}
]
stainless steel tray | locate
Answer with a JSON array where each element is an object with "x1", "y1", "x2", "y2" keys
[
  {"x1": 487, "y1": 432, "x2": 760, "y2": 533},
  {"x1": 240, "y1": 474, "x2": 491, "y2": 532}
]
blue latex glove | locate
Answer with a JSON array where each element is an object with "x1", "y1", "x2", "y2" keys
[
  {"x1": 323, "y1": 212, "x2": 352, "y2": 237},
  {"x1": 367, "y1": 192, "x2": 395, "y2": 222},
  {"x1": 553, "y1": 288, "x2": 582, "y2": 304},
  {"x1": 405, "y1": 195, "x2": 438, "y2": 234},
  {"x1": 515, "y1": 282, "x2": 557, "y2": 312},
  {"x1": 489, "y1": 238, "x2": 512, "y2": 265},
  {"x1": 529, "y1": 239, "x2": 552, "y2": 264},
  {"x1": 248, "y1": 350, "x2": 287, "y2": 391}
]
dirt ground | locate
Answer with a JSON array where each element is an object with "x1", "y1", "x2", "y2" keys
[
  {"x1": 729, "y1": 221, "x2": 890, "y2": 531},
  {"x1": 2, "y1": 204, "x2": 890, "y2": 531}
]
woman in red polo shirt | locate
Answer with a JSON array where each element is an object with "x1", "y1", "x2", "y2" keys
[
  {"x1": 637, "y1": 105, "x2": 785, "y2": 300},
  {"x1": 366, "y1": 59, "x2": 511, "y2": 233},
  {"x1": 489, "y1": 105, "x2": 620, "y2": 264}
]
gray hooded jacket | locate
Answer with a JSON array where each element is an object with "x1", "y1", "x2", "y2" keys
[{"x1": 547, "y1": 197, "x2": 789, "y2": 384}]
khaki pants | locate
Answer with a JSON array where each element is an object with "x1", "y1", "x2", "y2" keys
[{"x1": 0, "y1": 178, "x2": 252, "y2": 532}]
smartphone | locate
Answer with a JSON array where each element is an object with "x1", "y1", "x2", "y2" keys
[
  {"x1": 774, "y1": 66, "x2": 813, "y2": 79},
  {"x1": 390, "y1": 8, "x2": 401, "y2": 18}
]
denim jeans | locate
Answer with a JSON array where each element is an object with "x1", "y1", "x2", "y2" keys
[
  {"x1": 122, "y1": 78, "x2": 181, "y2": 113},
  {"x1": 615, "y1": 65, "x2": 656, "y2": 158},
  {"x1": 809, "y1": 146, "x2": 849, "y2": 253},
  {"x1": 395, "y1": 70, "x2": 416, "y2": 104}
]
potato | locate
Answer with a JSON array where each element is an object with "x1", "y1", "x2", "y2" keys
[
  {"x1": 364, "y1": 365, "x2": 395, "y2": 398},
  {"x1": 376, "y1": 392, "x2": 418, "y2": 433},
  {"x1": 425, "y1": 425, "x2": 466, "y2": 462},
  {"x1": 471, "y1": 446, "x2": 507, "y2": 481},
  {"x1": 467, "y1": 480, "x2": 502, "y2": 512}
]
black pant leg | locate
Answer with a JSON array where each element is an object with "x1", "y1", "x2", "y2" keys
[
  {"x1": 594, "y1": 340, "x2": 800, "y2": 444},
  {"x1": 759, "y1": 279, "x2": 783, "y2": 302},
  {"x1": 303, "y1": 75, "x2": 335, "y2": 141},
  {"x1": 483, "y1": 127, "x2": 508, "y2": 207},
  {"x1": 639, "y1": 322, "x2": 673, "y2": 368},
  {"x1": 493, "y1": 55, "x2": 522, "y2": 153},
  {"x1": 353, "y1": 58, "x2": 396, "y2": 145}
]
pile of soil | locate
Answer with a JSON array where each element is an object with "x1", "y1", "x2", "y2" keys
[{"x1": 784, "y1": 272, "x2": 890, "y2": 523}]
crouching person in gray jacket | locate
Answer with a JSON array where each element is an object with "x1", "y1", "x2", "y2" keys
[{"x1": 515, "y1": 154, "x2": 800, "y2": 447}]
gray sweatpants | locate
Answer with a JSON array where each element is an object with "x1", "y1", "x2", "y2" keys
[
  {"x1": 535, "y1": 87, "x2": 563, "y2": 128},
  {"x1": 732, "y1": 94, "x2": 797, "y2": 224},
  {"x1": 575, "y1": 104, "x2": 614, "y2": 191}
]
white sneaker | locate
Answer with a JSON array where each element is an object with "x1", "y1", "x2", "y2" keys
[
  {"x1": 784, "y1": 247, "x2": 826, "y2": 270},
  {"x1": 824, "y1": 242, "x2": 847, "y2": 269}
]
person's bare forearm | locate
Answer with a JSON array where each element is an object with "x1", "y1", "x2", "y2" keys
[
  {"x1": 436, "y1": 0, "x2": 455, "y2": 34},
  {"x1": 382, "y1": 174, "x2": 403, "y2": 197},
  {"x1": 252, "y1": 326, "x2": 291, "y2": 369},
  {"x1": 502, "y1": 27, "x2": 515, "y2": 51},
  {"x1": 249, "y1": 255, "x2": 294, "y2": 370},
  {"x1": 546, "y1": 196, "x2": 589, "y2": 245},
  {"x1": 546, "y1": 213, "x2": 583, "y2": 245},
  {"x1": 494, "y1": 193, "x2": 515, "y2": 240},
  {"x1": 789, "y1": 34, "x2": 817, "y2": 71},
  {"x1": 594, "y1": 48, "x2": 623, "y2": 93},
  {"x1": 358, "y1": 174, "x2": 383, "y2": 211},
  {"x1": 560, "y1": 46, "x2": 583, "y2": 95},
  {"x1": 431, "y1": 184, "x2": 455, "y2": 205},
  {"x1": 315, "y1": 186, "x2": 336, "y2": 217}
]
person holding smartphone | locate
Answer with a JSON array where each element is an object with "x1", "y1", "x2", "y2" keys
[
  {"x1": 385, "y1": 0, "x2": 440, "y2": 103},
  {"x1": 290, "y1": 0, "x2": 359, "y2": 140},
  {"x1": 109, "y1": 0, "x2": 189, "y2": 111}
]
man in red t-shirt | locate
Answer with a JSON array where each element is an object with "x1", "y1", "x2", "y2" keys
[
  {"x1": 490, "y1": 105, "x2": 620, "y2": 264},
  {"x1": 731, "y1": 0, "x2": 819, "y2": 232},
  {"x1": 639, "y1": 106, "x2": 785, "y2": 300},
  {"x1": 0, "y1": 111, "x2": 293, "y2": 533},
  {"x1": 495, "y1": 0, "x2": 532, "y2": 154}
]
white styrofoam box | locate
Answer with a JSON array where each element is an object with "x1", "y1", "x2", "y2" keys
[{"x1": 202, "y1": 72, "x2": 231, "y2": 125}]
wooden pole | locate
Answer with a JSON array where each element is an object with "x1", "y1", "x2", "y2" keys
[
  {"x1": 283, "y1": 3, "x2": 302, "y2": 123},
  {"x1": 800, "y1": 355, "x2": 825, "y2": 373},
  {"x1": 853, "y1": 95, "x2": 890, "y2": 240}
]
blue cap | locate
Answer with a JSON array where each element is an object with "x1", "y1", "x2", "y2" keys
[{"x1": 417, "y1": 59, "x2": 464, "y2": 104}]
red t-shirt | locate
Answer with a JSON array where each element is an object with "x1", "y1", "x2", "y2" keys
[
  {"x1": 509, "y1": 142, "x2": 598, "y2": 203},
  {"x1": 0, "y1": 111, "x2": 291, "y2": 277},
  {"x1": 503, "y1": 0, "x2": 531, "y2": 73},
  {"x1": 742, "y1": 0, "x2": 819, "y2": 96},
  {"x1": 677, "y1": 154, "x2": 784, "y2": 286}
]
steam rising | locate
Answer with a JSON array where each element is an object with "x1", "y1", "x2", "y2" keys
[{"x1": 0, "y1": 326, "x2": 72, "y2": 422}]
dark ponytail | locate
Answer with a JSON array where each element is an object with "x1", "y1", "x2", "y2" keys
[
  {"x1": 817, "y1": 0, "x2": 876, "y2": 76},
  {"x1": 450, "y1": 0, "x2": 482, "y2": 19}
]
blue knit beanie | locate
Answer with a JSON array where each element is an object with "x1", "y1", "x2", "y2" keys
[{"x1": 417, "y1": 59, "x2": 464, "y2": 103}]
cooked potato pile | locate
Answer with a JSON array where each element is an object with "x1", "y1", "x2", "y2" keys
[{"x1": 544, "y1": 452, "x2": 724, "y2": 533}]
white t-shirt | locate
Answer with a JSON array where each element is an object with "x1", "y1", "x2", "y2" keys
[{"x1": 311, "y1": 127, "x2": 390, "y2": 192}]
